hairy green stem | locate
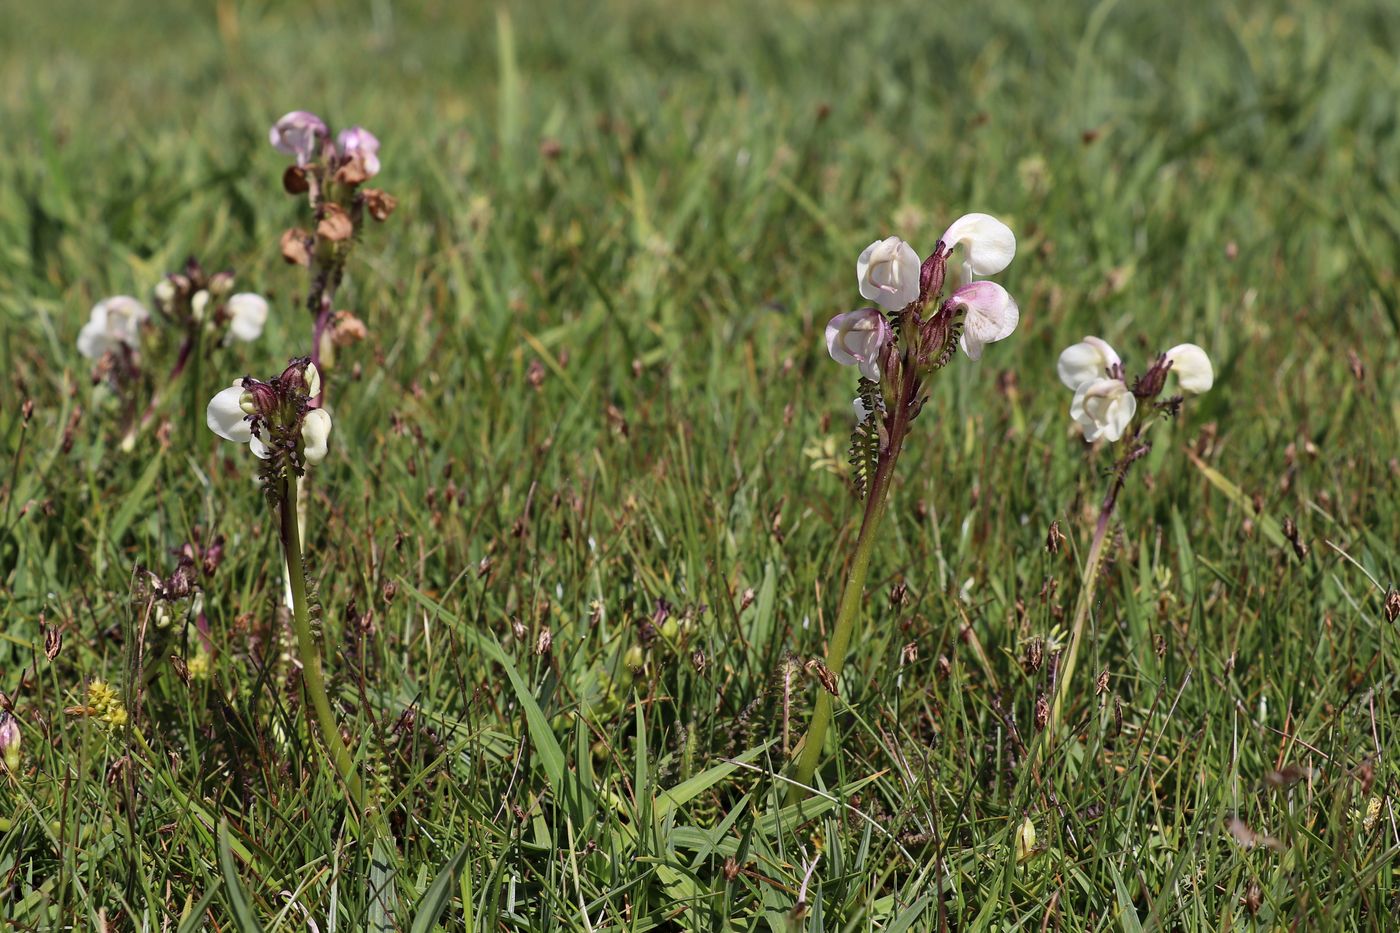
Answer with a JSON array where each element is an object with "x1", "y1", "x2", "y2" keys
[
  {"x1": 791, "y1": 370, "x2": 916, "y2": 797},
  {"x1": 280, "y1": 474, "x2": 364, "y2": 806}
]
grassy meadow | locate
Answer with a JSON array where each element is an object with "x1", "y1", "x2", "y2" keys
[{"x1": 2, "y1": 0, "x2": 1399, "y2": 928}]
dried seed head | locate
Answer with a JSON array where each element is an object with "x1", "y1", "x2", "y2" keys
[
  {"x1": 1263, "y1": 764, "x2": 1316, "y2": 788},
  {"x1": 317, "y1": 204, "x2": 354, "y2": 242},
  {"x1": 1033, "y1": 694, "x2": 1050, "y2": 731},
  {"x1": 805, "y1": 659, "x2": 839, "y2": 697},
  {"x1": 1022, "y1": 637, "x2": 1044, "y2": 674},
  {"x1": 739, "y1": 587, "x2": 756, "y2": 612},
  {"x1": 1383, "y1": 587, "x2": 1399, "y2": 624},
  {"x1": 935, "y1": 655, "x2": 951, "y2": 681},
  {"x1": 535, "y1": 627, "x2": 553, "y2": 655},
  {"x1": 280, "y1": 228, "x2": 312, "y2": 266},
  {"x1": 1242, "y1": 880, "x2": 1262, "y2": 915},
  {"x1": 44, "y1": 627, "x2": 63, "y2": 661},
  {"x1": 1095, "y1": 669, "x2": 1110, "y2": 696},
  {"x1": 1045, "y1": 520, "x2": 1065, "y2": 555},
  {"x1": 900, "y1": 642, "x2": 918, "y2": 665},
  {"x1": 362, "y1": 188, "x2": 397, "y2": 222},
  {"x1": 889, "y1": 582, "x2": 908, "y2": 608},
  {"x1": 1282, "y1": 515, "x2": 1308, "y2": 561},
  {"x1": 690, "y1": 649, "x2": 706, "y2": 673}
]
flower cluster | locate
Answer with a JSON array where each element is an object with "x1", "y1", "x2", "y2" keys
[
  {"x1": 67, "y1": 679, "x2": 128, "y2": 730},
  {"x1": 826, "y1": 212, "x2": 1019, "y2": 389},
  {"x1": 271, "y1": 110, "x2": 396, "y2": 262},
  {"x1": 152, "y1": 257, "x2": 269, "y2": 344},
  {"x1": 269, "y1": 110, "x2": 394, "y2": 384},
  {"x1": 206, "y1": 357, "x2": 332, "y2": 485},
  {"x1": 77, "y1": 296, "x2": 150, "y2": 363},
  {"x1": 823, "y1": 212, "x2": 1019, "y2": 493},
  {"x1": 1057, "y1": 337, "x2": 1213, "y2": 442}
]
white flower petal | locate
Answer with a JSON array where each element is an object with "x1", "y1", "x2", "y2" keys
[
  {"x1": 825, "y1": 309, "x2": 891, "y2": 381},
  {"x1": 1164, "y1": 343, "x2": 1214, "y2": 395},
  {"x1": 249, "y1": 434, "x2": 272, "y2": 460},
  {"x1": 226, "y1": 293, "x2": 270, "y2": 342},
  {"x1": 1069, "y1": 378, "x2": 1136, "y2": 442},
  {"x1": 301, "y1": 409, "x2": 332, "y2": 464},
  {"x1": 1057, "y1": 336, "x2": 1121, "y2": 390},
  {"x1": 856, "y1": 237, "x2": 921, "y2": 312},
  {"x1": 939, "y1": 213, "x2": 1016, "y2": 277},
  {"x1": 206, "y1": 383, "x2": 253, "y2": 443},
  {"x1": 952, "y1": 282, "x2": 1019, "y2": 361},
  {"x1": 76, "y1": 317, "x2": 110, "y2": 359}
]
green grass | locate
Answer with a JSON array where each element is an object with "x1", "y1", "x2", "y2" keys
[{"x1": 2, "y1": 0, "x2": 1399, "y2": 928}]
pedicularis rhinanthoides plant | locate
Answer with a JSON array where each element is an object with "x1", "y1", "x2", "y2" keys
[
  {"x1": 76, "y1": 260, "x2": 270, "y2": 445},
  {"x1": 196, "y1": 110, "x2": 394, "y2": 809},
  {"x1": 792, "y1": 213, "x2": 1021, "y2": 793},
  {"x1": 205, "y1": 358, "x2": 359, "y2": 799},
  {"x1": 1049, "y1": 334, "x2": 1213, "y2": 737}
]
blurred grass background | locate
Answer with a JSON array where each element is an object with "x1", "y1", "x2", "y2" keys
[{"x1": 1, "y1": 0, "x2": 1398, "y2": 928}]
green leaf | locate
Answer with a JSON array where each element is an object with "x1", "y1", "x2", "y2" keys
[
  {"x1": 409, "y1": 844, "x2": 470, "y2": 933},
  {"x1": 218, "y1": 820, "x2": 263, "y2": 933}
]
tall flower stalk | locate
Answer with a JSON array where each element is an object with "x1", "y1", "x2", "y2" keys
[
  {"x1": 206, "y1": 359, "x2": 362, "y2": 805},
  {"x1": 1049, "y1": 337, "x2": 1214, "y2": 737},
  {"x1": 792, "y1": 213, "x2": 1021, "y2": 794}
]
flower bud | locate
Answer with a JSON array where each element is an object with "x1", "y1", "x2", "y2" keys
[
  {"x1": 239, "y1": 390, "x2": 258, "y2": 415},
  {"x1": 0, "y1": 712, "x2": 20, "y2": 772},
  {"x1": 207, "y1": 271, "x2": 236, "y2": 299},
  {"x1": 191, "y1": 289, "x2": 210, "y2": 322},
  {"x1": 856, "y1": 237, "x2": 921, "y2": 312},
  {"x1": 269, "y1": 110, "x2": 329, "y2": 166},
  {"x1": 153, "y1": 278, "x2": 177, "y2": 315},
  {"x1": 304, "y1": 362, "x2": 322, "y2": 398}
]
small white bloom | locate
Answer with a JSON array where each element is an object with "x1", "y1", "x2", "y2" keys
[
  {"x1": 1057, "y1": 336, "x2": 1121, "y2": 389},
  {"x1": 939, "y1": 212, "x2": 1016, "y2": 283},
  {"x1": 1069, "y1": 377, "x2": 1137, "y2": 442},
  {"x1": 77, "y1": 296, "x2": 150, "y2": 359},
  {"x1": 336, "y1": 126, "x2": 381, "y2": 178},
  {"x1": 853, "y1": 396, "x2": 871, "y2": 422},
  {"x1": 825, "y1": 308, "x2": 892, "y2": 382},
  {"x1": 949, "y1": 281, "x2": 1019, "y2": 361},
  {"x1": 856, "y1": 237, "x2": 921, "y2": 312},
  {"x1": 225, "y1": 293, "x2": 270, "y2": 343},
  {"x1": 1164, "y1": 343, "x2": 1213, "y2": 395},
  {"x1": 206, "y1": 381, "x2": 256, "y2": 445},
  {"x1": 269, "y1": 110, "x2": 328, "y2": 166},
  {"x1": 300, "y1": 409, "x2": 333, "y2": 464}
]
